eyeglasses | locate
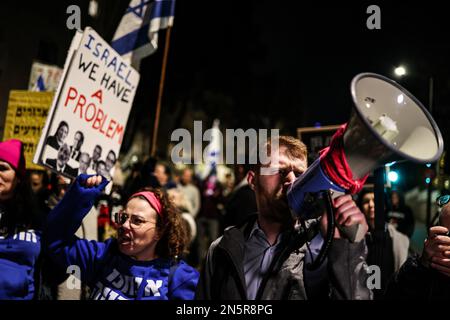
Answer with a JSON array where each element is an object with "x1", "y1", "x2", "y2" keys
[
  {"x1": 437, "y1": 195, "x2": 450, "y2": 207},
  {"x1": 114, "y1": 210, "x2": 155, "y2": 229}
]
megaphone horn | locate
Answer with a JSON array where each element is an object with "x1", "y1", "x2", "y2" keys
[
  {"x1": 288, "y1": 72, "x2": 444, "y2": 244},
  {"x1": 345, "y1": 73, "x2": 444, "y2": 178}
]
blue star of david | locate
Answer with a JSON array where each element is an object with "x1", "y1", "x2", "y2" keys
[{"x1": 126, "y1": 0, "x2": 152, "y2": 19}]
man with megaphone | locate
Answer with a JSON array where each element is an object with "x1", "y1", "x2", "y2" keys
[
  {"x1": 195, "y1": 135, "x2": 373, "y2": 300},
  {"x1": 195, "y1": 72, "x2": 445, "y2": 300}
]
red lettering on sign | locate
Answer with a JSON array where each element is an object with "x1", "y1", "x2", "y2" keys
[
  {"x1": 91, "y1": 89, "x2": 103, "y2": 104},
  {"x1": 106, "y1": 119, "x2": 116, "y2": 138},
  {"x1": 64, "y1": 87, "x2": 78, "y2": 107},
  {"x1": 85, "y1": 103, "x2": 96, "y2": 122},
  {"x1": 62, "y1": 88, "x2": 124, "y2": 146},
  {"x1": 74, "y1": 95, "x2": 86, "y2": 119}
]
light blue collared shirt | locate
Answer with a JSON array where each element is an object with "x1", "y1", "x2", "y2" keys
[{"x1": 243, "y1": 221, "x2": 284, "y2": 300}]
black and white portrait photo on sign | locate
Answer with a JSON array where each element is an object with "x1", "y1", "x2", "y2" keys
[
  {"x1": 45, "y1": 143, "x2": 77, "y2": 177},
  {"x1": 45, "y1": 120, "x2": 69, "y2": 151},
  {"x1": 69, "y1": 130, "x2": 84, "y2": 161}
]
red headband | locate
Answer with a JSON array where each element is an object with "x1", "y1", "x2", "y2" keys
[{"x1": 130, "y1": 191, "x2": 163, "y2": 217}]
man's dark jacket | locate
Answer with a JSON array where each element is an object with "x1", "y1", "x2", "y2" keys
[{"x1": 195, "y1": 215, "x2": 372, "y2": 300}]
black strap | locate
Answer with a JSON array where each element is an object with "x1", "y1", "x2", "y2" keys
[{"x1": 255, "y1": 224, "x2": 318, "y2": 300}]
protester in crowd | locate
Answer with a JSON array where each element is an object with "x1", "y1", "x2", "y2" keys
[
  {"x1": 223, "y1": 163, "x2": 257, "y2": 231},
  {"x1": 222, "y1": 172, "x2": 235, "y2": 198},
  {"x1": 196, "y1": 169, "x2": 224, "y2": 264},
  {"x1": 44, "y1": 174, "x2": 198, "y2": 300},
  {"x1": 195, "y1": 136, "x2": 372, "y2": 300},
  {"x1": 45, "y1": 121, "x2": 69, "y2": 151},
  {"x1": 385, "y1": 194, "x2": 450, "y2": 299},
  {"x1": 47, "y1": 175, "x2": 70, "y2": 210},
  {"x1": 29, "y1": 170, "x2": 51, "y2": 217},
  {"x1": 123, "y1": 158, "x2": 161, "y2": 201},
  {"x1": 0, "y1": 139, "x2": 47, "y2": 299},
  {"x1": 154, "y1": 162, "x2": 177, "y2": 190},
  {"x1": 167, "y1": 188, "x2": 197, "y2": 245},
  {"x1": 387, "y1": 189, "x2": 415, "y2": 238},
  {"x1": 177, "y1": 167, "x2": 201, "y2": 217},
  {"x1": 357, "y1": 188, "x2": 409, "y2": 298}
]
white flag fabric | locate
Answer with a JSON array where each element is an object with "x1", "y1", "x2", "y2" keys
[
  {"x1": 111, "y1": 0, "x2": 176, "y2": 69},
  {"x1": 204, "y1": 119, "x2": 221, "y2": 177}
]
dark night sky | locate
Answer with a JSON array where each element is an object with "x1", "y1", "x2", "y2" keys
[{"x1": 140, "y1": 1, "x2": 450, "y2": 136}]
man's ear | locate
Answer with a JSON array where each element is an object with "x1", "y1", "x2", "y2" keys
[{"x1": 247, "y1": 170, "x2": 256, "y2": 190}]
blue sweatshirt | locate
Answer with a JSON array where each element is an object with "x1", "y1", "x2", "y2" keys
[
  {"x1": 44, "y1": 175, "x2": 199, "y2": 300},
  {"x1": 0, "y1": 228, "x2": 41, "y2": 299}
]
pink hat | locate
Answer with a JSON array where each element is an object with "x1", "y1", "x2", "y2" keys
[{"x1": 0, "y1": 139, "x2": 26, "y2": 177}]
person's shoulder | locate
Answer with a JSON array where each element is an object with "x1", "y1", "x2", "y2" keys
[
  {"x1": 176, "y1": 260, "x2": 199, "y2": 275},
  {"x1": 170, "y1": 260, "x2": 199, "y2": 288},
  {"x1": 209, "y1": 235, "x2": 223, "y2": 252}
]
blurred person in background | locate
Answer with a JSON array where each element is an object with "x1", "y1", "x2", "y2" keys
[
  {"x1": 357, "y1": 188, "x2": 409, "y2": 299},
  {"x1": 223, "y1": 163, "x2": 257, "y2": 231},
  {"x1": 29, "y1": 170, "x2": 51, "y2": 217},
  {"x1": 387, "y1": 189, "x2": 415, "y2": 238},
  {"x1": 177, "y1": 167, "x2": 200, "y2": 217},
  {"x1": 386, "y1": 194, "x2": 450, "y2": 299},
  {"x1": 154, "y1": 162, "x2": 176, "y2": 190}
]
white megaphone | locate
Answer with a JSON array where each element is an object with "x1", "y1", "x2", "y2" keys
[{"x1": 288, "y1": 73, "x2": 444, "y2": 243}]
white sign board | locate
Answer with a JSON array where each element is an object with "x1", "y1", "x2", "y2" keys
[{"x1": 34, "y1": 27, "x2": 140, "y2": 182}]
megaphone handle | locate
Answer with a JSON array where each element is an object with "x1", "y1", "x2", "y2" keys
[{"x1": 330, "y1": 190, "x2": 365, "y2": 243}]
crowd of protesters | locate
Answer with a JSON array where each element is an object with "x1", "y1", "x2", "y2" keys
[{"x1": 0, "y1": 137, "x2": 449, "y2": 300}]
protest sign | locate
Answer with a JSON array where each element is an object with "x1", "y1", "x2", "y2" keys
[
  {"x1": 3, "y1": 91, "x2": 54, "y2": 170},
  {"x1": 34, "y1": 27, "x2": 140, "y2": 181},
  {"x1": 297, "y1": 125, "x2": 340, "y2": 163}
]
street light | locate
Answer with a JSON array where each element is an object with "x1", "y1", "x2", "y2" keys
[
  {"x1": 388, "y1": 171, "x2": 399, "y2": 183},
  {"x1": 394, "y1": 66, "x2": 407, "y2": 77}
]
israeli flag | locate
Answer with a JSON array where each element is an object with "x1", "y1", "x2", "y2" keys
[
  {"x1": 204, "y1": 119, "x2": 222, "y2": 178},
  {"x1": 32, "y1": 75, "x2": 46, "y2": 92},
  {"x1": 111, "y1": 0, "x2": 176, "y2": 69}
]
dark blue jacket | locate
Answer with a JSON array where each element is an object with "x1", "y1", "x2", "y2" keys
[{"x1": 0, "y1": 228, "x2": 41, "y2": 299}]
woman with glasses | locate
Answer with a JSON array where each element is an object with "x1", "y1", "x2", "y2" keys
[
  {"x1": 44, "y1": 174, "x2": 199, "y2": 300},
  {"x1": 385, "y1": 194, "x2": 450, "y2": 299}
]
